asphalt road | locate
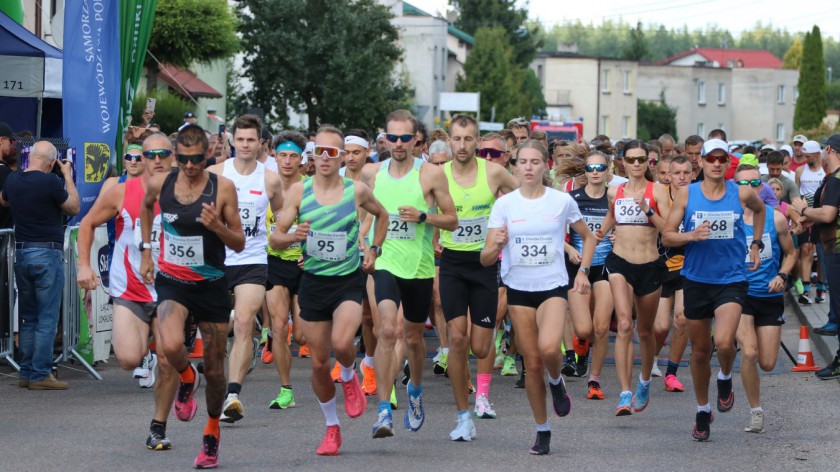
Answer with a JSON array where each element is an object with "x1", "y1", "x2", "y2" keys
[{"x1": 2, "y1": 301, "x2": 838, "y2": 472}]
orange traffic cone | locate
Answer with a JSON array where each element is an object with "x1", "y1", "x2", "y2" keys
[
  {"x1": 189, "y1": 331, "x2": 204, "y2": 359},
  {"x1": 792, "y1": 326, "x2": 820, "y2": 372}
]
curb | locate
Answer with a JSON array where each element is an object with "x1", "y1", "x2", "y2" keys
[{"x1": 785, "y1": 291, "x2": 835, "y2": 363}]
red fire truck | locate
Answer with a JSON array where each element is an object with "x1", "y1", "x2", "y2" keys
[{"x1": 530, "y1": 120, "x2": 583, "y2": 143}]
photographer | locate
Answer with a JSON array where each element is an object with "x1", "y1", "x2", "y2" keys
[{"x1": 0, "y1": 141, "x2": 79, "y2": 390}]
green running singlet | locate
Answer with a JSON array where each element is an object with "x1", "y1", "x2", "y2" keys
[
  {"x1": 439, "y1": 158, "x2": 495, "y2": 252},
  {"x1": 299, "y1": 177, "x2": 360, "y2": 276}
]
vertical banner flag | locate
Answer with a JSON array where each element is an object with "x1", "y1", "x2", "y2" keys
[
  {"x1": 63, "y1": 0, "x2": 121, "y2": 224},
  {"x1": 117, "y1": 0, "x2": 157, "y2": 173}
]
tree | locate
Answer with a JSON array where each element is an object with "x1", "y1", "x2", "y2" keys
[
  {"x1": 456, "y1": 27, "x2": 545, "y2": 122},
  {"x1": 237, "y1": 0, "x2": 412, "y2": 131},
  {"x1": 452, "y1": 0, "x2": 542, "y2": 66},
  {"x1": 827, "y1": 82, "x2": 840, "y2": 110},
  {"x1": 147, "y1": 0, "x2": 239, "y2": 68},
  {"x1": 794, "y1": 26, "x2": 828, "y2": 130},
  {"x1": 637, "y1": 92, "x2": 677, "y2": 141},
  {"x1": 782, "y1": 38, "x2": 803, "y2": 70},
  {"x1": 622, "y1": 22, "x2": 648, "y2": 61}
]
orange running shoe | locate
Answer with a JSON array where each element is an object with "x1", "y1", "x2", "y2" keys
[
  {"x1": 331, "y1": 361, "x2": 342, "y2": 383},
  {"x1": 586, "y1": 380, "x2": 605, "y2": 400},
  {"x1": 286, "y1": 325, "x2": 292, "y2": 345},
  {"x1": 573, "y1": 335, "x2": 590, "y2": 357},
  {"x1": 361, "y1": 363, "x2": 377, "y2": 396},
  {"x1": 261, "y1": 336, "x2": 273, "y2": 364},
  {"x1": 298, "y1": 344, "x2": 311, "y2": 358}
]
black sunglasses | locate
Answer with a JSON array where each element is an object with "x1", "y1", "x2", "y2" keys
[
  {"x1": 124, "y1": 153, "x2": 143, "y2": 162},
  {"x1": 142, "y1": 149, "x2": 173, "y2": 159},
  {"x1": 477, "y1": 148, "x2": 505, "y2": 159},
  {"x1": 386, "y1": 134, "x2": 414, "y2": 143},
  {"x1": 176, "y1": 153, "x2": 205, "y2": 165}
]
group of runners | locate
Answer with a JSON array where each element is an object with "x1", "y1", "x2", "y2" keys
[{"x1": 74, "y1": 109, "x2": 832, "y2": 468}]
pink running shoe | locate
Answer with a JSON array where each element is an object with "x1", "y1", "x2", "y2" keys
[
  {"x1": 664, "y1": 374, "x2": 684, "y2": 392},
  {"x1": 174, "y1": 363, "x2": 201, "y2": 421},
  {"x1": 342, "y1": 372, "x2": 367, "y2": 418},
  {"x1": 194, "y1": 434, "x2": 219, "y2": 469},
  {"x1": 316, "y1": 425, "x2": 342, "y2": 456}
]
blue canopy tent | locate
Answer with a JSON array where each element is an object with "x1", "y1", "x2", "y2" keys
[{"x1": 0, "y1": 11, "x2": 63, "y2": 137}]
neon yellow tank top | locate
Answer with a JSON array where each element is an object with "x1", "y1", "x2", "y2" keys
[
  {"x1": 373, "y1": 158, "x2": 435, "y2": 279},
  {"x1": 266, "y1": 176, "x2": 305, "y2": 261},
  {"x1": 439, "y1": 158, "x2": 495, "y2": 252}
]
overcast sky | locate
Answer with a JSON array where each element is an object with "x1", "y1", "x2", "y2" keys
[{"x1": 411, "y1": 0, "x2": 840, "y2": 39}]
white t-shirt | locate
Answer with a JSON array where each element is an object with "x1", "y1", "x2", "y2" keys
[
  {"x1": 488, "y1": 187, "x2": 582, "y2": 291},
  {"x1": 608, "y1": 175, "x2": 628, "y2": 187},
  {"x1": 262, "y1": 156, "x2": 279, "y2": 174}
]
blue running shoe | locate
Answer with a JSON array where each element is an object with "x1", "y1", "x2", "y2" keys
[
  {"x1": 615, "y1": 391, "x2": 633, "y2": 416},
  {"x1": 372, "y1": 409, "x2": 394, "y2": 438},
  {"x1": 634, "y1": 380, "x2": 650, "y2": 412},
  {"x1": 404, "y1": 390, "x2": 425, "y2": 432}
]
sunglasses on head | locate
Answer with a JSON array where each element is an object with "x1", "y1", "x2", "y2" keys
[
  {"x1": 585, "y1": 163, "x2": 608, "y2": 172},
  {"x1": 142, "y1": 149, "x2": 173, "y2": 159},
  {"x1": 736, "y1": 179, "x2": 762, "y2": 187},
  {"x1": 176, "y1": 153, "x2": 204, "y2": 165},
  {"x1": 385, "y1": 134, "x2": 414, "y2": 143},
  {"x1": 313, "y1": 145, "x2": 344, "y2": 159},
  {"x1": 704, "y1": 154, "x2": 728, "y2": 164},
  {"x1": 623, "y1": 156, "x2": 647, "y2": 165},
  {"x1": 124, "y1": 153, "x2": 143, "y2": 162},
  {"x1": 477, "y1": 148, "x2": 505, "y2": 159}
]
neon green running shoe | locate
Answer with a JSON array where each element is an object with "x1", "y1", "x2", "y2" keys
[
  {"x1": 390, "y1": 383, "x2": 398, "y2": 410},
  {"x1": 260, "y1": 327, "x2": 270, "y2": 346},
  {"x1": 501, "y1": 355, "x2": 518, "y2": 376},
  {"x1": 269, "y1": 387, "x2": 296, "y2": 409},
  {"x1": 793, "y1": 279, "x2": 804, "y2": 296}
]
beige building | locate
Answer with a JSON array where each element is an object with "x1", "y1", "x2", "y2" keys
[{"x1": 531, "y1": 52, "x2": 637, "y2": 141}]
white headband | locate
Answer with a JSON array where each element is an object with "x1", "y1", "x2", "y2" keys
[{"x1": 345, "y1": 136, "x2": 370, "y2": 149}]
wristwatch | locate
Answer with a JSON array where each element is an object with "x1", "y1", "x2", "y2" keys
[
  {"x1": 579, "y1": 267, "x2": 590, "y2": 276},
  {"x1": 776, "y1": 272, "x2": 789, "y2": 281},
  {"x1": 139, "y1": 242, "x2": 152, "y2": 251},
  {"x1": 418, "y1": 212, "x2": 427, "y2": 223},
  {"x1": 369, "y1": 245, "x2": 382, "y2": 257},
  {"x1": 645, "y1": 207, "x2": 655, "y2": 217},
  {"x1": 750, "y1": 239, "x2": 765, "y2": 252}
]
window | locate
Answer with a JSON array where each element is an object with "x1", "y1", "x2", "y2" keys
[
  {"x1": 776, "y1": 123, "x2": 785, "y2": 142},
  {"x1": 697, "y1": 123, "x2": 705, "y2": 136},
  {"x1": 623, "y1": 71, "x2": 631, "y2": 94},
  {"x1": 697, "y1": 81, "x2": 706, "y2": 104},
  {"x1": 600, "y1": 115, "x2": 609, "y2": 135},
  {"x1": 622, "y1": 116, "x2": 630, "y2": 138},
  {"x1": 778, "y1": 85, "x2": 785, "y2": 104},
  {"x1": 537, "y1": 65, "x2": 544, "y2": 86},
  {"x1": 727, "y1": 60, "x2": 734, "y2": 68},
  {"x1": 717, "y1": 83, "x2": 726, "y2": 105},
  {"x1": 601, "y1": 69, "x2": 610, "y2": 93},
  {"x1": 794, "y1": 86, "x2": 799, "y2": 101}
]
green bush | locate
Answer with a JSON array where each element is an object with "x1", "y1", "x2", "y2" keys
[{"x1": 131, "y1": 91, "x2": 194, "y2": 135}]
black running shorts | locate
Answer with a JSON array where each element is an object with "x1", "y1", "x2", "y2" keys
[
  {"x1": 507, "y1": 285, "x2": 568, "y2": 309},
  {"x1": 155, "y1": 272, "x2": 231, "y2": 324},
  {"x1": 660, "y1": 271, "x2": 685, "y2": 299},
  {"x1": 741, "y1": 295, "x2": 784, "y2": 327},
  {"x1": 684, "y1": 279, "x2": 748, "y2": 320},
  {"x1": 266, "y1": 256, "x2": 302, "y2": 294},
  {"x1": 372, "y1": 270, "x2": 433, "y2": 324},
  {"x1": 225, "y1": 263, "x2": 267, "y2": 289},
  {"x1": 605, "y1": 252, "x2": 667, "y2": 297},
  {"x1": 439, "y1": 249, "x2": 498, "y2": 329},
  {"x1": 298, "y1": 270, "x2": 365, "y2": 322}
]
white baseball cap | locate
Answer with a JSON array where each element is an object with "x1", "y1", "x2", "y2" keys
[
  {"x1": 702, "y1": 139, "x2": 728, "y2": 156},
  {"x1": 779, "y1": 144, "x2": 793, "y2": 156},
  {"x1": 792, "y1": 134, "x2": 808, "y2": 144},
  {"x1": 760, "y1": 144, "x2": 776, "y2": 152},
  {"x1": 802, "y1": 140, "x2": 822, "y2": 154}
]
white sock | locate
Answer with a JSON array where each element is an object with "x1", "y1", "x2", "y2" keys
[
  {"x1": 718, "y1": 370, "x2": 732, "y2": 381},
  {"x1": 536, "y1": 421, "x2": 551, "y2": 432},
  {"x1": 751, "y1": 407, "x2": 763, "y2": 414},
  {"x1": 339, "y1": 362, "x2": 355, "y2": 382},
  {"x1": 548, "y1": 373, "x2": 562, "y2": 385},
  {"x1": 697, "y1": 403, "x2": 711, "y2": 413},
  {"x1": 363, "y1": 355, "x2": 375, "y2": 368},
  {"x1": 441, "y1": 347, "x2": 449, "y2": 355},
  {"x1": 319, "y1": 397, "x2": 339, "y2": 426},
  {"x1": 639, "y1": 373, "x2": 651, "y2": 387}
]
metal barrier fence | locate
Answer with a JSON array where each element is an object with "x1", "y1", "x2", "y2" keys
[
  {"x1": 60, "y1": 225, "x2": 102, "y2": 380},
  {"x1": 0, "y1": 229, "x2": 18, "y2": 370}
]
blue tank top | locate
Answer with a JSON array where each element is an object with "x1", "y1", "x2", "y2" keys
[
  {"x1": 682, "y1": 180, "x2": 747, "y2": 284},
  {"x1": 744, "y1": 205, "x2": 780, "y2": 297},
  {"x1": 569, "y1": 187, "x2": 612, "y2": 266}
]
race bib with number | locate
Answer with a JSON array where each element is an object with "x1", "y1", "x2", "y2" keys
[
  {"x1": 693, "y1": 211, "x2": 735, "y2": 239},
  {"x1": 164, "y1": 233, "x2": 204, "y2": 267},
  {"x1": 387, "y1": 213, "x2": 417, "y2": 240},
  {"x1": 615, "y1": 198, "x2": 649, "y2": 224},
  {"x1": 133, "y1": 217, "x2": 162, "y2": 258},
  {"x1": 452, "y1": 216, "x2": 487, "y2": 244},
  {"x1": 306, "y1": 231, "x2": 347, "y2": 261},
  {"x1": 583, "y1": 215, "x2": 605, "y2": 233},
  {"x1": 269, "y1": 224, "x2": 302, "y2": 250},
  {"x1": 239, "y1": 200, "x2": 257, "y2": 228},
  {"x1": 512, "y1": 235, "x2": 554, "y2": 266},
  {"x1": 745, "y1": 233, "x2": 773, "y2": 262}
]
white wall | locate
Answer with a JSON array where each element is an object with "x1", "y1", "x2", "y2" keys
[
  {"x1": 392, "y1": 14, "x2": 448, "y2": 130},
  {"x1": 731, "y1": 68, "x2": 798, "y2": 143}
]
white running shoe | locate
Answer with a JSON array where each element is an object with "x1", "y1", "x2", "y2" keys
[
  {"x1": 450, "y1": 413, "x2": 477, "y2": 441},
  {"x1": 138, "y1": 353, "x2": 158, "y2": 388},
  {"x1": 220, "y1": 393, "x2": 244, "y2": 423},
  {"x1": 651, "y1": 360, "x2": 663, "y2": 378},
  {"x1": 473, "y1": 393, "x2": 497, "y2": 419},
  {"x1": 133, "y1": 352, "x2": 152, "y2": 379}
]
